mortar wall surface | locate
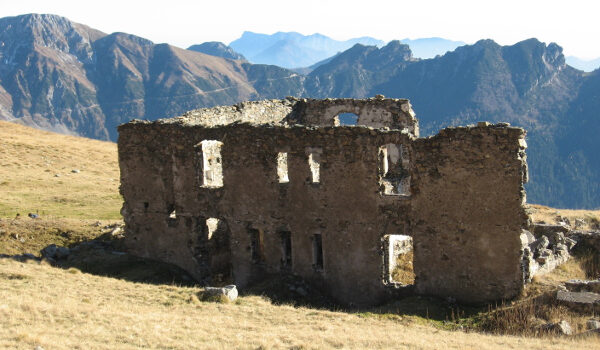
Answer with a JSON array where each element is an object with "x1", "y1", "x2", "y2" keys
[{"x1": 118, "y1": 98, "x2": 529, "y2": 306}]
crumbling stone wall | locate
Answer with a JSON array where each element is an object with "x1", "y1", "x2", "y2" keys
[
  {"x1": 118, "y1": 98, "x2": 529, "y2": 306},
  {"x1": 410, "y1": 124, "x2": 529, "y2": 303},
  {"x1": 285, "y1": 97, "x2": 419, "y2": 135}
]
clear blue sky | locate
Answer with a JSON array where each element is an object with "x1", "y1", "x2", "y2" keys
[{"x1": 2, "y1": 0, "x2": 599, "y2": 59}]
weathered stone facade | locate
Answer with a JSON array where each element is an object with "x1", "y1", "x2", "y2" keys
[{"x1": 118, "y1": 97, "x2": 529, "y2": 306}]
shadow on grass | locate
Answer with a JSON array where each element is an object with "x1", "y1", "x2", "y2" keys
[
  {"x1": 236, "y1": 272, "x2": 486, "y2": 326},
  {"x1": 52, "y1": 234, "x2": 198, "y2": 287}
]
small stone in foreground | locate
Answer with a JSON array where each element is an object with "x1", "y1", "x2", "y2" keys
[
  {"x1": 587, "y1": 319, "x2": 600, "y2": 330},
  {"x1": 202, "y1": 285, "x2": 238, "y2": 302},
  {"x1": 542, "y1": 320, "x2": 572, "y2": 335}
]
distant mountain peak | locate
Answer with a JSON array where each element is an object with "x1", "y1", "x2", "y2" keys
[
  {"x1": 229, "y1": 31, "x2": 384, "y2": 68},
  {"x1": 187, "y1": 42, "x2": 246, "y2": 61}
]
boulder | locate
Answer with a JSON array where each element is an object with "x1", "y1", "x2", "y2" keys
[
  {"x1": 542, "y1": 320, "x2": 572, "y2": 335},
  {"x1": 202, "y1": 285, "x2": 238, "y2": 302},
  {"x1": 40, "y1": 244, "x2": 70, "y2": 260},
  {"x1": 587, "y1": 319, "x2": 600, "y2": 330}
]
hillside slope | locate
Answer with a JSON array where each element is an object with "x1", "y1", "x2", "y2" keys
[{"x1": 0, "y1": 121, "x2": 120, "y2": 219}]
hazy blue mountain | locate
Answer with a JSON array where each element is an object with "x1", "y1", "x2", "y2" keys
[
  {"x1": 187, "y1": 42, "x2": 246, "y2": 61},
  {"x1": 566, "y1": 56, "x2": 600, "y2": 72},
  {"x1": 229, "y1": 31, "x2": 384, "y2": 68},
  {"x1": 291, "y1": 36, "x2": 465, "y2": 74},
  {"x1": 400, "y1": 37, "x2": 466, "y2": 58}
]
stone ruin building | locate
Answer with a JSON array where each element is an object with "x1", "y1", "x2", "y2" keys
[{"x1": 118, "y1": 96, "x2": 531, "y2": 306}]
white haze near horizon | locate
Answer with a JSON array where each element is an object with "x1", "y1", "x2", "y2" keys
[{"x1": 1, "y1": 0, "x2": 599, "y2": 59}]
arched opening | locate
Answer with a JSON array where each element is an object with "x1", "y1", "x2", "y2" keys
[
  {"x1": 206, "y1": 218, "x2": 232, "y2": 284},
  {"x1": 334, "y1": 113, "x2": 359, "y2": 126}
]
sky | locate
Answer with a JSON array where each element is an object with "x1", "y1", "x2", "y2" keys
[{"x1": 2, "y1": 0, "x2": 599, "y2": 59}]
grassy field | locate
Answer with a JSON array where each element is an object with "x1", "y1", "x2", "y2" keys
[
  {"x1": 528, "y1": 204, "x2": 600, "y2": 230},
  {"x1": 0, "y1": 122, "x2": 599, "y2": 349},
  {"x1": 0, "y1": 121, "x2": 121, "y2": 219},
  {"x1": 1, "y1": 258, "x2": 598, "y2": 350}
]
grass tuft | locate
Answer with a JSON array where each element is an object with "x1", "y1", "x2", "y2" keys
[
  {"x1": 198, "y1": 292, "x2": 231, "y2": 304},
  {"x1": 67, "y1": 267, "x2": 81, "y2": 274}
]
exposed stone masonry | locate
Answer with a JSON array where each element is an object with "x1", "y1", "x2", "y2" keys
[{"x1": 118, "y1": 97, "x2": 529, "y2": 306}]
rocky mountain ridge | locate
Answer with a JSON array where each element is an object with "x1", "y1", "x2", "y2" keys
[
  {"x1": 0, "y1": 14, "x2": 304, "y2": 140},
  {"x1": 0, "y1": 14, "x2": 598, "y2": 209},
  {"x1": 187, "y1": 42, "x2": 246, "y2": 61}
]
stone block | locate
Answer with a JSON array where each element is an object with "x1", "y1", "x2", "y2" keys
[{"x1": 556, "y1": 290, "x2": 600, "y2": 313}]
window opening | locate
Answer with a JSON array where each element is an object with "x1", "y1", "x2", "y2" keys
[
  {"x1": 379, "y1": 144, "x2": 410, "y2": 196},
  {"x1": 206, "y1": 218, "x2": 219, "y2": 240},
  {"x1": 306, "y1": 147, "x2": 322, "y2": 183},
  {"x1": 249, "y1": 228, "x2": 265, "y2": 264},
  {"x1": 312, "y1": 234, "x2": 324, "y2": 271},
  {"x1": 383, "y1": 234, "x2": 414, "y2": 285},
  {"x1": 277, "y1": 152, "x2": 289, "y2": 183},
  {"x1": 199, "y1": 140, "x2": 223, "y2": 188},
  {"x1": 167, "y1": 205, "x2": 178, "y2": 227},
  {"x1": 279, "y1": 230, "x2": 292, "y2": 269},
  {"x1": 334, "y1": 113, "x2": 359, "y2": 126}
]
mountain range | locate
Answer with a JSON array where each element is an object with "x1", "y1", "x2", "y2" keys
[
  {"x1": 225, "y1": 32, "x2": 467, "y2": 69},
  {"x1": 0, "y1": 13, "x2": 598, "y2": 210},
  {"x1": 0, "y1": 14, "x2": 304, "y2": 140},
  {"x1": 228, "y1": 31, "x2": 384, "y2": 68},
  {"x1": 188, "y1": 41, "x2": 246, "y2": 61}
]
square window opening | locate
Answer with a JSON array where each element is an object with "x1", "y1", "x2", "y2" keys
[
  {"x1": 198, "y1": 140, "x2": 223, "y2": 188},
  {"x1": 379, "y1": 144, "x2": 410, "y2": 196},
  {"x1": 277, "y1": 152, "x2": 289, "y2": 183},
  {"x1": 382, "y1": 234, "x2": 414, "y2": 286},
  {"x1": 306, "y1": 147, "x2": 322, "y2": 184}
]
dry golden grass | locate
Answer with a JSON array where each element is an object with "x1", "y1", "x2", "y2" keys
[
  {"x1": 0, "y1": 121, "x2": 121, "y2": 219},
  {"x1": 479, "y1": 258, "x2": 596, "y2": 337},
  {"x1": 1, "y1": 121, "x2": 599, "y2": 348},
  {"x1": 1, "y1": 258, "x2": 597, "y2": 350},
  {"x1": 0, "y1": 217, "x2": 121, "y2": 256},
  {"x1": 527, "y1": 204, "x2": 600, "y2": 230},
  {"x1": 392, "y1": 250, "x2": 415, "y2": 285}
]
